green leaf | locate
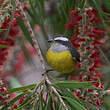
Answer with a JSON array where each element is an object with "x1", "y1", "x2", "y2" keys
[
  {"x1": 16, "y1": 97, "x2": 35, "y2": 110},
  {"x1": 80, "y1": 100, "x2": 97, "y2": 110},
  {"x1": 17, "y1": 17, "x2": 34, "y2": 46},
  {"x1": 0, "y1": 29, "x2": 7, "y2": 32},
  {"x1": 53, "y1": 81, "x2": 93, "y2": 89},
  {"x1": 0, "y1": 44, "x2": 8, "y2": 48},
  {"x1": 9, "y1": 92, "x2": 30, "y2": 104},
  {"x1": 6, "y1": 83, "x2": 37, "y2": 94},
  {"x1": 63, "y1": 97, "x2": 86, "y2": 110},
  {"x1": 58, "y1": 103, "x2": 63, "y2": 110},
  {"x1": 60, "y1": 89, "x2": 81, "y2": 103},
  {"x1": 45, "y1": 95, "x2": 52, "y2": 110},
  {"x1": 60, "y1": 89, "x2": 97, "y2": 109},
  {"x1": 39, "y1": 98, "x2": 43, "y2": 110}
]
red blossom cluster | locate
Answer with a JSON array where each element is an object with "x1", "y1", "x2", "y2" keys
[
  {"x1": 66, "y1": 9, "x2": 106, "y2": 108},
  {"x1": 0, "y1": 79, "x2": 9, "y2": 106},
  {"x1": 0, "y1": 79, "x2": 26, "y2": 109},
  {"x1": 0, "y1": 9, "x2": 23, "y2": 75}
]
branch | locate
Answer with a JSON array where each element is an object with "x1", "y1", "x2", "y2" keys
[
  {"x1": 15, "y1": 0, "x2": 46, "y2": 73},
  {"x1": 45, "y1": 76, "x2": 68, "y2": 110}
]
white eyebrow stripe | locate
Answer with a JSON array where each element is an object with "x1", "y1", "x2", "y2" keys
[{"x1": 54, "y1": 37, "x2": 69, "y2": 41}]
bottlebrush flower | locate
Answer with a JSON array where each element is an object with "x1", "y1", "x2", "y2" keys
[
  {"x1": 9, "y1": 27, "x2": 19, "y2": 37},
  {"x1": 65, "y1": 22, "x2": 79, "y2": 29},
  {"x1": 94, "y1": 73, "x2": 103, "y2": 80},
  {"x1": 84, "y1": 24, "x2": 88, "y2": 34},
  {"x1": 92, "y1": 39, "x2": 103, "y2": 45},
  {"x1": 89, "y1": 66, "x2": 95, "y2": 72},
  {"x1": 89, "y1": 51, "x2": 100, "y2": 59},
  {"x1": 70, "y1": 10, "x2": 80, "y2": 17},
  {"x1": 19, "y1": 96, "x2": 25, "y2": 104},
  {"x1": 90, "y1": 17, "x2": 100, "y2": 23},
  {"x1": 72, "y1": 42, "x2": 80, "y2": 48},
  {"x1": 6, "y1": 38, "x2": 15, "y2": 46},
  {"x1": 13, "y1": 104, "x2": 18, "y2": 109},
  {"x1": 14, "y1": 9, "x2": 22, "y2": 18},
  {"x1": 74, "y1": 16, "x2": 82, "y2": 22},
  {"x1": 1, "y1": 18, "x2": 10, "y2": 29},
  {"x1": 0, "y1": 96, "x2": 4, "y2": 101},
  {"x1": 93, "y1": 29, "x2": 104, "y2": 36},
  {"x1": 88, "y1": 33, "x2": 95, "y2": 38},
  {"x1": 0, "y1": 41, "x2": 8, "y2": 45}
]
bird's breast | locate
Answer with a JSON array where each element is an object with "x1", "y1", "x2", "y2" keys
[{"x1": 46, "y1": 50, "x2": 77, "y2": 73}]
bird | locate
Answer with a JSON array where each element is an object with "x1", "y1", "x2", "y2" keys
[{"x1": 46, "y1": 35, "x2": 81, "y2": 73}]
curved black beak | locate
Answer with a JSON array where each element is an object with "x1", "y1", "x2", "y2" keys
[{"x1": 48, "y1": 39, "x2": 54, "y2": 43}]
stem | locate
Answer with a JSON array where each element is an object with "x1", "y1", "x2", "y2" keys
[
  {"x1": 15, "y1": 0, "x2": 46, "y2": 73},
  {"x1": 45, "y1": 76, "x2": 68, "y2": 110}
]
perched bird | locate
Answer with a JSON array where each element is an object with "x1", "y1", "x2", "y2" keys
[{"x1": 46, "y1": 35, "x2": 81, "y2": 73}]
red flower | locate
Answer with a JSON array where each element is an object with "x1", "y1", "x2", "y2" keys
[
  {"x1": 72, "y1": 43, "x2": 80, "y2": 48},
  {"x1": 14, "y1": 10, "x2": 22, "y2": 18},
  {"x1": 93, "y1": 59, "x2": 102, "y2": 64},
  {"x1": 13, "y1": 104, "x2": 18, "y2": 109},
  {"x1": 0, "y1": 96, "x2": 4, "y2": 101},
  {"x1": 9, "y1": 28, "x2": 19, "y2": 37},
  {"x1": 88, "y1": 33, "x2": 95, "y2": 38},
  {"x1": 0, "y1": 79, "x2": 5, "y2": 85},
  {"x1": 93, "y1": 63, "x2": 102, "y2": 68},
  {"x1": 0, "y1": 41, "x2": 8, "y2": 45},
  {"x1": 86, "y1": 9, "x2": 97, "y2": 17},
  {"x1": 3, "y1": 100, "x2": 8, "y2": 105},
  {"x1": 75, "y1": 16, "x2": 82, "y2": 22},
  {"x1": 87, "y1": 75, "x2": 91, "y2": 81},
  {"x1": 10, "y1": 18, "x2": 18, "y2": 27},
  {"x1": 1, "y1": 18, "x2": 10, "y2": 29},
  {"x1": 93, "y1": 29, "x2": 104, "y2": 36},
  {"x1": 93, "y1": 82, "x2": 99, "y2": 87},
  {"x1": 76, "y1": 63, "x2": 82, "y2": 69},
  {"x1": 89, "y1": 66, "x2": 95, "y2": 72},
  {"x1": 84, "y1": 24, "x2": 88, "y2": 34},
  {"x1": 74, "y1": 29, "x2": 80, "y2": 36},
  {"x1": 90, "y1": 17, "x2": 100, "y2": 23},
  {"x1": 23, "y1": 5, "x2": 28, "y2": 10},
  {"x1": 70, "y1": 37, "x2": 79, "y2": 42},
  {"x1": 70, "y1": 10, "x2": 80, "y2": 17},
  {"x1": 89, "y1": 51, "x2": 100, "y2": 58},
  {"x1": 65, "y1": 22, "x2": 79, "y2": 29},
  {"x1": 0, "y1": 87, "x2": 6, "y2": 93},
  {"x1": 95, "y1": 73, "x2": 103, "y2": 79},
  {"x1": 86, "y1": 46, "x2": 91, "y2": 51},
  {"x1": 19, "y1": 96, "x2": 25, "y2": 104},
  {"x1": 95, "y1": 100, "x2": 100, "y2": 106},
  {"x1": 6, "y1": 38, "x2": 15, "y2": 46},
  {"x1": 79, "y1": 38, "x2": 86, "y2": 42},
  {"x1": 93, "y1": 40, "x2": 103, "y2": 45}
]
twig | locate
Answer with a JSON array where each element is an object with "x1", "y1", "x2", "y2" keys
[
  {"x1": 15, "y1": 0, "x2": 46, "y2": 73},
  {"x1": 45, "y1": 76, "x2": 68, "y2": 110}
]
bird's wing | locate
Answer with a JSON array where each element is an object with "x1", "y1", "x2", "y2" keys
[{"x1": 67, "y1": 42, "x2": 80, "y2": 62}]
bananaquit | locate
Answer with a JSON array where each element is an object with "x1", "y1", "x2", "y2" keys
[{"x1": 46, "y1": 35, "x2": 81, "y2": 73}]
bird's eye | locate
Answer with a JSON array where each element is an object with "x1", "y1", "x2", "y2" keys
[{"x1": 48, "y1": 39, "x2": 54, "y2": 43}]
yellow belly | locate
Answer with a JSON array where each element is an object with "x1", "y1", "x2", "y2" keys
[{"x1": 46, "y1": 50, "x2": 77, "y2": 73}]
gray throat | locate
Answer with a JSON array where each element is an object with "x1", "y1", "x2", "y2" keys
[{"x1": 49, "y1": 43, "x2": 68, "y2": 52}]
